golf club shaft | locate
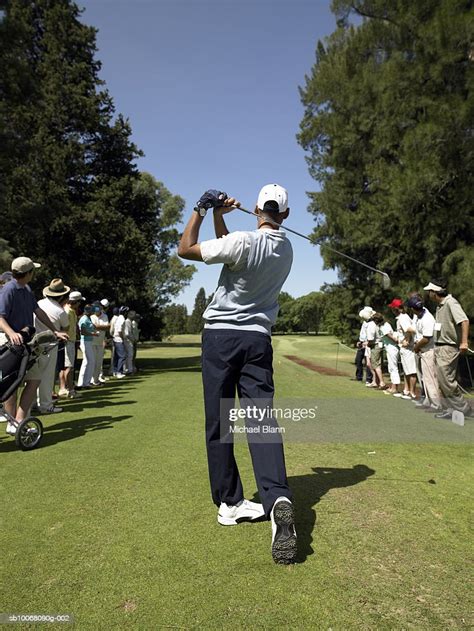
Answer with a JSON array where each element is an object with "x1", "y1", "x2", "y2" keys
[{"x1": 237, "y1": 206, "x2": 390, "y2": 280}]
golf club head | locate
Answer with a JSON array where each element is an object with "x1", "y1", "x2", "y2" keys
[{"x1": 380, "y1": 273, "x2": 391, "y2": 290}]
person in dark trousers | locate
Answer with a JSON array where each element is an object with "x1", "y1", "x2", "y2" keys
[{"x1": 178, "y1": 185, "x2": 297, "y2": 564}]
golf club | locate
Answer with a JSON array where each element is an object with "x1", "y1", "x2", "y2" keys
[{"x1": 236, "y1": 206, "x2": 391, "y2": 289}]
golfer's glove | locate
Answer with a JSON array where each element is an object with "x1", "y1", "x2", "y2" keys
[{"x1": 195, "y1": 189, "x2": 228, "y2": 211}]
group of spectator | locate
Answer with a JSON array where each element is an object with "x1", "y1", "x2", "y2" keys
[
  {"x1": 0, "y1": 256, "x2": 140, "y2": 434},
  {"x1": 354, "y1": 278, "x2": 472, "y2": 419}
]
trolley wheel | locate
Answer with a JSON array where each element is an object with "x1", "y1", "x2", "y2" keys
[{"x1": 15, "y1": 417, "x2": 43, "y2": 451}]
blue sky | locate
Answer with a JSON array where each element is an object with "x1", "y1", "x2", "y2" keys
[{"x1": 79, "y1": 0, "x2": 340, "y2": 311}]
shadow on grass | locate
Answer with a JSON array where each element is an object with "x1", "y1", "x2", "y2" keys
[
  {"x1": 59, "y1": 398, "x2": 137, "y2": 414},
  {"x1": 0, "y1": 413, "x2": 133, "y2": 452},
  {"x1": 140, "y1": 342, "x2": 202, "y2": 349},
  {"x1": 289, "y1": 464, "x2": 375, "y2": 563},
  {"x1": 134, "y1": 356, "x2": 202, "y2": 374}
]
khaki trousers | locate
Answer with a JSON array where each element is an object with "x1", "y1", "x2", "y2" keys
[
  {"x1": 435, "y1": 346, "x2": 470, "y2": 413},
  {"x1": 420, "y1": 348, "x2": 441, "y2": 409}
]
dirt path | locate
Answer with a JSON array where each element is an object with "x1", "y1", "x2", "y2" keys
[{"x1": 284, "y1": 354, "x2": 351, "y2": 377}]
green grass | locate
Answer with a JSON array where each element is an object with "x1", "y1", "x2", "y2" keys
[{"x1": 1, "y1": 335, "x2": 472, "y2": 629}]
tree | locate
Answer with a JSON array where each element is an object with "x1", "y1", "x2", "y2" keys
[
  {"x1": 290, "y1": 292, "x2": 327, "y2": 334},
  {"x1": 274, "y1": 291, "x2": 296, "y2": 333},
  {"x1": 188, "y1": 287, "x2": 208, "y2": 334},
  {"x1": 0, "y1": 238, "x2": 13, "y2": 270},
  {"x1": 0, "y1": 1, "x2": 194, "y2": 335},
  {"x1": 298, "y1": 0, "x2": 474, "y2": 326},
  {"x1": 162, "y1": 304, "x2": 188, "y2": 337}
]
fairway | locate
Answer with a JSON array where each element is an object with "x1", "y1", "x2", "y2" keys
[{"x1": 1, "y1": 335, "x2": 472, "y2": 630}]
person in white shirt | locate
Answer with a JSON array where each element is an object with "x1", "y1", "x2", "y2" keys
[
  {"x1": 408, "y1": 295, "x2": 442, "y2": 412},
  {"x1": 354, "y1": 307, "x2": 374, "y2": 384},
  {"x1": 34, "y1": 279, "x2": 70, "y2": 413},
  {"x1": 373, "y1": 313, "x2": 401, "y2": 395},
  {"x1": 131, "y1": 313, "x2": 140, "y2": 372},
  {"x1": 123, "y1": 311, "x2": 135, "y2": 374},
  {"x1": 112, "y1": 306, "x2": 128, "y2": 378},
  {"x1": 367, "y1": 312, "x2": 387, "y2": 389},
  {"x1": 388, "y1": 298, "x2": 417, "y2": 400},
  {"x1": 364, "y1": 309, "x2": 383, "y2": 388},
  {"x1": 108, "y1": 307, "x2": 119, "y2": 376},
  {"x1": 91, "y1": 301, "x2": 110, "y2": 385}
]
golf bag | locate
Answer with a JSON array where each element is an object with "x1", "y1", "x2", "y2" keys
[
  {"x1": 0, "y1": 328, "x2": 34, "y2": 402},
  {"x1": 0, "y1": 328, "x2": 56, "y2": 402}
]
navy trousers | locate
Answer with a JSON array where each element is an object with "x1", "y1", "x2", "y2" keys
[
  {"x1": 201, "y1": 329, "x2": 291, "y2": 517},
  {"x1": 355, "y1": 347, "x2": 373, "y2": 383},
  {"x1": 113, "y1": 341, "x2": 126, "y2": 374}
]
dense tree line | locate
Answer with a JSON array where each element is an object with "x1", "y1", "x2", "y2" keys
[
  {"x1": 298, "y1": 0, "x2": 473, "y2": 341},
  {"x1": 0, "y1": 0, "x2": 195, "y2": 337}
]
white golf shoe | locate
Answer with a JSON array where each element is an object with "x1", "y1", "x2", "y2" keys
[
  {"x1": 217, "y1": 499, "x2": 265, "y2": 526},
  {"x1": 270, "y1": 497, "x2": 297, "y2": 564},
  {"x1": 5, "y1": 421, "x2": 18, "y2": 435}
]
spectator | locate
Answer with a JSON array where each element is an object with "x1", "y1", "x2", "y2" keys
[
  {"x1": 112, "y1": 306, "x2": 128, "y2": 379},
  {"x1": 123, "y1": 309, "x2": 135, "y2": 374},
  {"x1": 364, "y1": 308, "x2": 381, "y2": 388},
  {"x1": 353, "y1": 307, "x2": 374, "y2": 384},
  {"x1": 99, "y1": 299, "x2": 111, "y2": 380},
  {"x1": 131, "y1": 312, "x2": 141, "y2": 373},
  {"x1": 373, "y1": 313, "x2": 401, "y2": 396},
  {"x1": 367, "y1": 312, "x2": 387, "y2": 390},
  {"x1": 0, "y1": 271, "x2": 13, "y2": 288},
  {"x1": 424, "y1": 279, "x2": 472, "y2": 419},
  {"x1": 108, "y1": 306, "x2": 119, "y2": 376},
  {"x1": 34, "y1": 278, "x2": 70, "y2": 413},
  {"x1": 91, "y1": 301, "x2": 110, "y2": 385},
  {"x1": 388, "y1": 298, "x2": 417, "y2": 401},
  {"x1": 77, "y1": 304, "x2": 98, "y2": 389},
  {"x1": 0, "y1": 257, "x2": 68, "y2": 433},
  {"x1": 408, "y1": 295, "x2": 442, "y2": 412},
  {"x1": 59, "y1": 291, "x2": 84, "y2": 398}
]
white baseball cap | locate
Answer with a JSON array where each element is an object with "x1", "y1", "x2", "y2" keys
[
  {"x1": 100, "y1": 298, "x2": 110, "y2": 308},
  {"x1": 423, "y1": 282, "x2": 445, "y2": 292},
  {"x1": 257, "y1": 184, "x2": 288, "y2": 213}
]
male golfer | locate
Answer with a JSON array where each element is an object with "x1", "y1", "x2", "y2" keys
[
  {"x1": 0, "y1": 257, "x2": 69, "y2": 432},
  {"x1": 178, "y1": 184, "x2": 297, "y2": 564},
  {"x1": 424, "y1": 279, "x2": 472, "y2": 418}
]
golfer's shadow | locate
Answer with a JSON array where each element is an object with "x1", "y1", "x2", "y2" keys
[{"x1": 288, "y1": 465, "x2": 375, "y2": 563}]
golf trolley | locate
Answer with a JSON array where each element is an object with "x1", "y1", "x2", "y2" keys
[{"x1": 0, "y1": 327, "x2": 57, "y2": 450}]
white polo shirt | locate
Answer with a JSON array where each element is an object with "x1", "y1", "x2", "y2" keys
[
  {"x1": 113, "y1": 315, "x2": 125, "y2": 343},
  {"x1": 200, "y1": 229, "x2": 293, "y2": 336},
  {"x1": 91, "y1": 312, "x2": 109, "y2": 346},
  {"x1": 396, "y1": 313, "x2": 414, "y2": 348},
  {"x1": 413, "y1": 308, "x2": 435, "y2": 352},
  {"x1": 35, "y1": 297, "x2": 69, "y2": 333}
]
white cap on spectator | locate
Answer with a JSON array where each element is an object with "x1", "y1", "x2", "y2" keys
[
  {"x1": 100, "y1": 298, "x2": 110, "y2": 308},
  {"x1": 69, "y1": 291, "x2": 85, "y2": 302},
  {"x1": 11, "y1": 257, "x2": 41, "y2": 273},
  {"x1": 423, "y1": 282, "x2": 445, "y2": 292}
]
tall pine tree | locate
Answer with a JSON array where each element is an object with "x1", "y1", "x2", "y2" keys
[
  {"x1": 298, "y1": 0, "x2": 473, "y2": 335},
  {"x1": 0, "y1": 0, "x2": 194, "y2": 334}
]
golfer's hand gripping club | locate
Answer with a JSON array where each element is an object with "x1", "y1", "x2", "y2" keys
[{"x1": 194, "y1": 190, "x2": 229, "y2": 212}]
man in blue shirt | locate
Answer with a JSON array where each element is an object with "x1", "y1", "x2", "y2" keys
[
  {"x1": 0, "y1": 257, "x2": 69, "y2": 431},
  {"x1": 179, "y1": 185, "x2": 297, "y2": 564}
]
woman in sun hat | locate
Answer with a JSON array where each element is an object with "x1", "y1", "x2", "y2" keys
[{"x1": 34, "y1": 278, "x2": 71, "y2": 414}]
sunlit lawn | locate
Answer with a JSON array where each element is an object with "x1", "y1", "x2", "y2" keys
[{"x1": 1, "y1": 334, "x2": 472, "y2": 629}]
